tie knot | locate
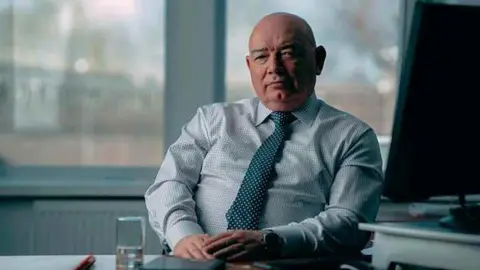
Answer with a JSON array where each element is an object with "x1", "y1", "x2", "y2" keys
[{"x1": 270, "y1": 111, "x2": 293, "y2": 127}]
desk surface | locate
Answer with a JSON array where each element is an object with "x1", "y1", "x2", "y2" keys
[
  {"x1": 0, "y1": 255, "x2": 258, "y2": 270},
  {"x1": 359, "y1": 221, "x2": 480, "y2": 270},
  {"x1": 359, "y1": 221, "x2": 480, "y2": 244}
]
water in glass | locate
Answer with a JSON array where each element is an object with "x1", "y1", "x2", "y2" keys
[
  {"x1": 115, "y1": 216, "x2": 145, "y2": 270},
  {"x1": 116, "y1": 245, "x2": 144, "y2": 270}
]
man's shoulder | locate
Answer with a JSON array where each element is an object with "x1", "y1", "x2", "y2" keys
[{"x1": 319, "y1": 100, "x2": 373, "y2": 133}]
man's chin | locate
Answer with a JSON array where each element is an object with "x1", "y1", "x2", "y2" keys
[
  {"x1": 269, "y1": 89, "x2": 295, "y2": 100},
  {"x1": 261, "y1": 88, "x2": 309, "y2": 111},
  {"x1": 265, "y1": 97, "x2": 303, "y2": 112}
]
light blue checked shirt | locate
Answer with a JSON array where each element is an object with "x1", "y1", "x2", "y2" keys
[{"x1": 145, "y1": 93, "x2": 384, "y2": 256}]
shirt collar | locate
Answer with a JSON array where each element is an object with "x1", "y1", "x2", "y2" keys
[{"x1": 255, "y1": 92, "x2": 321, "y2": 127}]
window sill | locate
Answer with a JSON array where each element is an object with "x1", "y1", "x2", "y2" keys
[{"x1": 0, "y1": 178, "x2": 152, "y2": 198}]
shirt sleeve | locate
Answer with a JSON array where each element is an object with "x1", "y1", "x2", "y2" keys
[
  {"x1": 267, "y1": 128, "x2": 384, "y2": 257},
  {"x1": 144, "y1": 107, "x2": 211, "y2": 250}
]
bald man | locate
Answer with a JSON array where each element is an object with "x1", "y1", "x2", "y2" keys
[{"x1": 145, "y1": 12, "x2": 383, "y2": 262}]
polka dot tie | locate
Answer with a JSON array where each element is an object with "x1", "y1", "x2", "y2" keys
[{"x1": 226, "y1": 111, "x2": 294, "y2": 230}]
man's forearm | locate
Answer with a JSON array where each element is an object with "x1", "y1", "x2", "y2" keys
[
  {"x1": 145, "y1": 181, "x2": 204, "y2": 250},
  {"x1": 268, "y1": 207, "x2": 369, "y2": 257}
]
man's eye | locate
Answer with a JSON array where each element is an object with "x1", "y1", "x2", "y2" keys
[{"x1": 255, "y1": 55, "x2": 267, "y2": 60}]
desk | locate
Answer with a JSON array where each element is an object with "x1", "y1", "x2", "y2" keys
[
  {"x1": 0, "y1": 254, "x2": 372, "y2": 270},
  {"x1": 359, "y1": 221, "x2": 480, "y2": 270},
  {"x1": 0, "y1": 255, "x2": 261, "y2": 270}
]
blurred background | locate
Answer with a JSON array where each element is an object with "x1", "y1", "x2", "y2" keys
[{"x1": 0, "y1": 0, "x2": 399, "y2": 166}]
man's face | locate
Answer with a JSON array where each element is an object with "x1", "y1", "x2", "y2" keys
[{"x1": 246, "y1": 18, "x2": 325, "y2": 112}]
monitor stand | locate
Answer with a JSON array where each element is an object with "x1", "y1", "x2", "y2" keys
[{"x1": 438, "y1": 194, "x2": 480, "y2": 234}]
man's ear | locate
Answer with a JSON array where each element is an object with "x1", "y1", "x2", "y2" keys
[{"x1": 315, "y1": 45, "x2": 326, "y2": 75}]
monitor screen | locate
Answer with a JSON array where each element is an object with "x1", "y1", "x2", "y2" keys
[{"x1": 383, "y1": 2, "x2": 480, "y2": 202}]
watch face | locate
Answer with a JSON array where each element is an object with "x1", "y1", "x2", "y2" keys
[{"x1": 264, "y1": 232, "x2": 281, "y2": 247}]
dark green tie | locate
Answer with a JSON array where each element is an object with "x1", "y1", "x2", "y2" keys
[{"x1": 226, "y1": 111, "x2": 293, "y2": 230}]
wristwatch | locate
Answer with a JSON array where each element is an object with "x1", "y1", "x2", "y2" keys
[{"x1": 261, "y1": 230, "x2": 284, "y2": 255}]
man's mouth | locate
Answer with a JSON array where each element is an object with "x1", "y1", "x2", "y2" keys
[
  {"x1": 267, "y1": 81, "x2": 287, "y2": 87},
  {"x1": 267, "y1": 81, "x2": 297, "y2": 92}
]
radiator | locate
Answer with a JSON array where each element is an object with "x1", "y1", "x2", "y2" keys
[{"x1": 32, "y1": 200, "x2": 163, "y2": 255}]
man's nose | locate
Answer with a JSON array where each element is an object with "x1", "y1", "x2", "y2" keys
[{"x1": 266, "y1": 54, "x2": 285, "y2": 75}]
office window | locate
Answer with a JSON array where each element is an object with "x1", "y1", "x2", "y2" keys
[
  {"x1": 226, "y1": 0, "x2": 400, "y2": 139},
  {"x1": 0, "y1": 0, "x2": 165, "y2": 167}
]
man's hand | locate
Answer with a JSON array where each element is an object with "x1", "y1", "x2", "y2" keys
[
  {"x1": 202, "y1": 230, "x2": 268, "y2": 261},
  {"x1": 173, "y1": 234, "x2": 215, "y2": 260}
]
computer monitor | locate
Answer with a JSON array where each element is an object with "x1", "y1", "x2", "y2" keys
[{"x1": 383, "y1": 1, "x2": 480, "y2": 232}]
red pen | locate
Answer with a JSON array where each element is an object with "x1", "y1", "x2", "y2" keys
[{"x1": 74, "y1": 254, "x2": 96, "y2": 270}]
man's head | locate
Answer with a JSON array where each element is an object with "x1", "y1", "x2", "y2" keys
[{"x1": 247, "y1": 12, "x2": 326, "y2": 112}]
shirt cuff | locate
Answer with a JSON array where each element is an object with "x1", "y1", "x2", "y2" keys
[
  {"x1": 268, "y1": 224, "x2": 310, "y2": 256},
  {"x1": 165, "y1": 220, "x2": 204, "y2": 250}
]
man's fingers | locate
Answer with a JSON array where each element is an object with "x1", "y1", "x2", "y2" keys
[
  {"x1": 202, "y1": 250, "x2": 215, "y2": 259},
  {"x1": 188, "y1": 246, "x2": 210, "y2": 260},
  {"x1": 226, "y1": 242, "x2": 265, "y2": 262},
  {"x1": 226, "y1": 250, "x2": 250, "y2": 262},
  {"x1": 203, "y1": 231, "x2": 233, "y2": 246},
  {"x1": 193, "y1": 240, "x2": 214, "y2": 259},
  {"x1": 203, "y1": 236, "x2": 237, "y2": 253},
  {"x1": 200, "y1": 234, "x2": 211, "y2": 242},
  {"x1": 175, "y1": 249, "x2": 194, "y2": 260},
  {"x1": 212, "y1": 243, "x2": 245, "y2": 259}
]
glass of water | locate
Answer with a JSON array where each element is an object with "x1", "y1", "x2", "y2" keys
[{"x1": 115, "y1": 216, "x2": 145, "y2": 270}]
